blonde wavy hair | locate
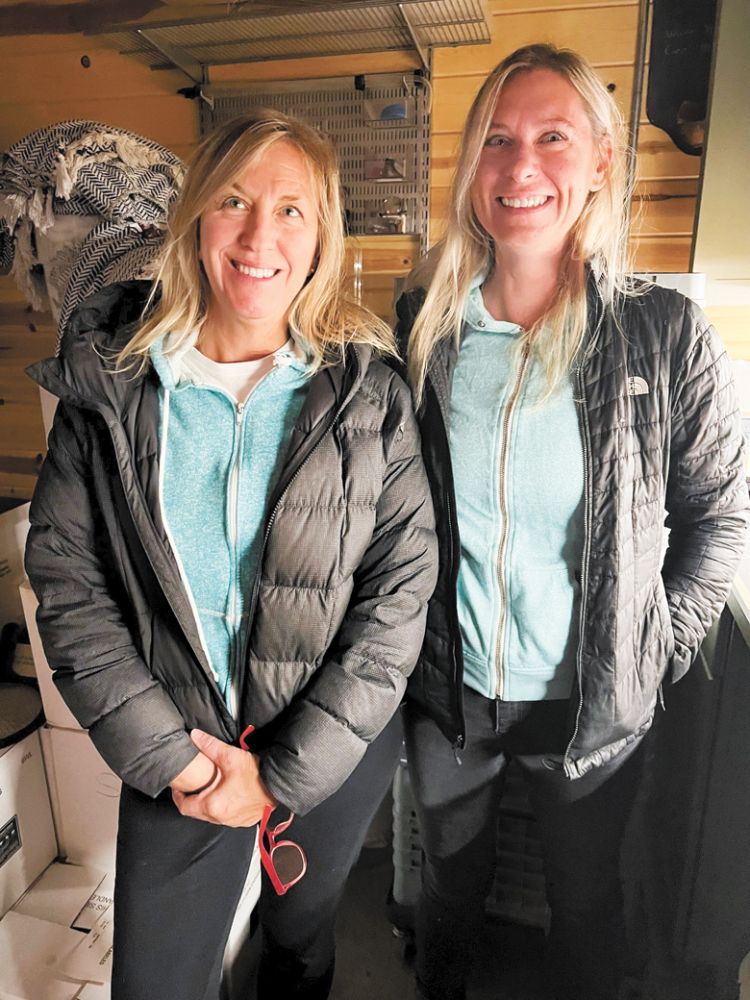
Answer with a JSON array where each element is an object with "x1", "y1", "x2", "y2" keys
[
  {"x1": 409, "y1": 43, "x2": 634, "y2": 402},
  {"x1": 117, "y1": 109, "x2": 393, "y2": 370}
]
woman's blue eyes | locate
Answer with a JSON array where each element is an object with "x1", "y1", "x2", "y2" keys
[
  {"x1": 221, "y1": 195, "x2": 302, "y2": 219},
  {"x1": 484, "y1": 132, "x2": 567, "y2": 147},
  {"x1": 220, "y1": 197, "x2": 301, "y2": 217}
]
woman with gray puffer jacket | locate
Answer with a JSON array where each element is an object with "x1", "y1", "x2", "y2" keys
[{"x1": 25, "y1": 110, "x2": 437, "y2": 1000}]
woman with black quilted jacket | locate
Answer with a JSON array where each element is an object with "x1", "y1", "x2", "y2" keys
[
  {"x1": 395, "y1": 43, "x2": 748, "y2": 1000},
  {"x1": 24, "y1": 110, "x2": 437, "y2": 1000}
]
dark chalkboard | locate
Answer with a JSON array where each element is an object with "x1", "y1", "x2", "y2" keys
[{"x1": 646, "y1": 0, "x2": 718, "y2": 156}]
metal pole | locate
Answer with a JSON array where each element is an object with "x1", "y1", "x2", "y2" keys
[{"x1": 626, "y1": 0, "x2": 651, "y2": 230}]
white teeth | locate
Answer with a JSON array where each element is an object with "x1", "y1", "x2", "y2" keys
[
  {"x1": 500, "y1": 196, "x2": 549, "y2": 208},
  {"x1": 234, "y1": 263, "x2": 276, "y2": 278}
]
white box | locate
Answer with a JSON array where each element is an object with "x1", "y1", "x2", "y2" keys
[
  {"x1": 0, "y1": 910, "x2": 81, "y2": 1000},
  {"x1": 10, "y1": 863, "x2": 114, "y2": 999},
  {"x1": 14, "y1": 861, "x2": 106, "y2": 929},
  {"x1": 0, "y1": 502, "x2": 30, "y2": 627},
  {"x1": 0, "y1": 730, "x2": 58, "y2": 919},
  {"x1": 40, "y1": 727, "x2": 120, "y2": 871},
  {"x1": 19, "y1": 582, "x2": 84, "y2": 731}
]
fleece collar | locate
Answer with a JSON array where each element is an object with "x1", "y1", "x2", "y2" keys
[{"x1": 149, "y1": 330, "x2": 311, "y2": 391}]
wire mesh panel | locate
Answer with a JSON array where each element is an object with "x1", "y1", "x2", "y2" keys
[{"x1": 201, "y1": 74, "x2": 431, "y2": 253}]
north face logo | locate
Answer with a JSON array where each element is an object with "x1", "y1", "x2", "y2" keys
[{"x1": 627, "y1": 376, "x2": 649, "y2": 396}]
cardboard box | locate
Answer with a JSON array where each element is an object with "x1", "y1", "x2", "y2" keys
[
  {"x1": 0, "y1": 503, "x2": 30, "y2": 628},
  {"x1": 19, "y1": 582, "x2": 84, "y2": 731},
  {"x1": 40, "y1": 727, "x2": 120, "y2": 871},
  {"x1": 0, "y1": 910, "x2": 82, "y2": 999},
  {"x1": 10, "y1": 862, "x2": 114, "y2": 1000},
  {"x1": 0, "y1": 730, "x2": 58, "y2": 919}
]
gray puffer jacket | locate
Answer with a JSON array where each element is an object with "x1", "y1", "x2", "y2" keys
[
  {"x1": 395, "y1": 280, "x2": 748, "y2": 778},
  {"x1": 25, "y1": 281, "x2": 437, "y2": 814}
]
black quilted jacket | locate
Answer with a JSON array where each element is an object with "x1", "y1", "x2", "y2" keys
[
  {"x1": 395, "y1": 281, "x2": 748, "y2": 778},
  {"x1": 25, "y1": 281, "x2": 437, "y2": 814}
]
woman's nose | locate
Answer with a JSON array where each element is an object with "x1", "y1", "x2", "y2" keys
[
  {"x1": 507, "y1": 143, "x2": 539, "y2": 183},
  {"x1": 239, "y1": 208, "x2": 274, "y2": 248}
]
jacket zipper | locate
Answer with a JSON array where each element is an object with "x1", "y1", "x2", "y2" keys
[
  {"x1": 228, "y1": 399, "x2": 246, "y2": 718},
  {"x1": 220, "y1": 367, "x2": 281, "y2": 716},
  {"x1": 236, "y1": 355, "x2": 362, "y2": 717},
  {"x1": 564, "y1": 362, "x2": 592, "y2": 773},
  {"x1": 494, "y1": 344, "x2": 531, "y2": 698}
]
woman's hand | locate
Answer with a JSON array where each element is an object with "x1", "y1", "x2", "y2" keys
[{"x1": 171, "y1": 729, "x2": 278, "y2": 827}]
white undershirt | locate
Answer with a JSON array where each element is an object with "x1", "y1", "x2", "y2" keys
[{"x1": 179, "y1": 338, "x2": 295, "y2": 403}]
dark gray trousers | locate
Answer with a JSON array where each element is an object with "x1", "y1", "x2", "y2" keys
[
  {"x1": 112, "y1": 710, "x2": 403, "y2": 1000},
  {"x1": 405, "y1": 688, "x2": 646, "y2": 1000}
]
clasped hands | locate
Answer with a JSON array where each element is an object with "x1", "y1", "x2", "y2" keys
[{"x1": 170, "y1": 729, "x2": 277, "y2": 827}]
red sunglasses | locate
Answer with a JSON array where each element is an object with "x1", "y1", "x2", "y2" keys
[{"x1": 240, "y1": 724, "x2": 307, "y2": 896}]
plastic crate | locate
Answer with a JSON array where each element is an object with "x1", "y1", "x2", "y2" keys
[{"x1": 390, "y1": 758, "x2": 551, "y2": 932}]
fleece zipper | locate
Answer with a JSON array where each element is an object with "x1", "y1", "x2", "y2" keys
[{"x1": 493, "y1": 343, "x2": 531, "y2": 698}]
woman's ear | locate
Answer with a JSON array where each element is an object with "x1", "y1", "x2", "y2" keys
[{"x1": 590, "y1": 135, "x2": 613, "y2": 193}]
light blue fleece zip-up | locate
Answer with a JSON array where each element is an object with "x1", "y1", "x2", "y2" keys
[
  {"x1": 150, "y1": 335, "x2": 311, "y2": 712},
  {"x1": 450, "y1": 277, "x2": 584, "y2": 702}
]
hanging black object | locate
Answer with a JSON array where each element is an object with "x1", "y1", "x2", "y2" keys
[
  {"x1": 646, "y1": 0, "x2": 718, "y2": 156},
  {"x1": 0, "y1": 622, "x2": 44, "y2": 749}
]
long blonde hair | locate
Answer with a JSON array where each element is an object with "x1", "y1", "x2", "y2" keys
[
  {"x1": 117, "y1": 109, "x2": 393, "y2": 370},
  {"x1": 409, "y1": 43, "x2": 634, "y2": 402}
]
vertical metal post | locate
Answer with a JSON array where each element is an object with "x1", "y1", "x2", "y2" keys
[{"x1": 626, "y1": 0, "x2": 652, "y2": 231}]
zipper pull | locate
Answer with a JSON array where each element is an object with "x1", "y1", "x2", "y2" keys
[
  {"x1": 453, "y1": 738, "x2": 464, "y2": 766},
  {"x1": 236, "y1": 401, "x2": 245, "y2": 423}
]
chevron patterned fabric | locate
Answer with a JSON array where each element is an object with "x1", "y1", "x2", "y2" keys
[{"x1": 0, "y1": 120, "x2": 184, "y2": 351}]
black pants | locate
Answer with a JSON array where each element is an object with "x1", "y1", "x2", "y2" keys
[
  {"x1": 112, "y1": 710, "x2": 403, "y2": 1000},
  {"x1": 404, "y1": 688, "x2": 646, "y2": 1000}
]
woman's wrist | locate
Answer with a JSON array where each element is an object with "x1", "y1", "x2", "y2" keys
[
  {"x1": 170, "y1": 753, "x2": 218, "y2": 793},
  {"x1": 182, "y1": 763, "x2": 219, "y2": 796}
]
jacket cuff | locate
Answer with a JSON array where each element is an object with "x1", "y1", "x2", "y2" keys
[{"x1": 86, "y1": 690, "x2": 198, "y2": 798}]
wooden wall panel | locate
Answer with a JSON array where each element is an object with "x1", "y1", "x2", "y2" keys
[
  {"x1": 433, "y1": 5, "x2": 639, "y2": 78},
  {"x1": 0, "y1": 280, "x2": 56, "y2": 500},
  {"x1": 0, "y1": 35, "x2": 194, "y2": 150},
  {"x1": 431, "y1": 63, "x2": 635, "y2": 134}
]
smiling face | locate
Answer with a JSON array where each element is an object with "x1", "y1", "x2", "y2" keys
[
  {"x1": 198, "y1": 139, "x2": 319, "y2": 347},
  {"x1": 470, "y1": 68, "x2": 610, "y2": 262}
]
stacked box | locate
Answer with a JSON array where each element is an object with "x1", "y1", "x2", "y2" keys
[
  {"x1": 0, "y1": 730, "x2": 57, "y2": 919},
  {"x1": 390, "y1": 760, "x2": 422, "y2": 928},
  {"x1": 390, "y1": 757, "x2": 550, "y2": 932}
]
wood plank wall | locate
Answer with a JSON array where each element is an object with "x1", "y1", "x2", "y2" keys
[{"x1": 0, "y1": 5, "x2": 716, "y2": 497}]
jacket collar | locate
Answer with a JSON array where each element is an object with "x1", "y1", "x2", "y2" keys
[{"x1": 27, "y1": 279, "x2": 369, "y2": 421}]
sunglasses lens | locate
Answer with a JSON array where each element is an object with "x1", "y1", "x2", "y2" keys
[{"x1": 271, "y1": 844, "x2": 306, "y2": 886}]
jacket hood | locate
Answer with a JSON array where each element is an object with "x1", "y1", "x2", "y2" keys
[
  {"x1": 27, "y1": 280, "x2": 154, "y2": 418},
  {"x1": 27, "y1": 280, "x2": 372, "y2": 421}
]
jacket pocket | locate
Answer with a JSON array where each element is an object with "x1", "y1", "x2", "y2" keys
[{"x1": 655, "y1": 578, "x2": 676, "y2": 662}]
